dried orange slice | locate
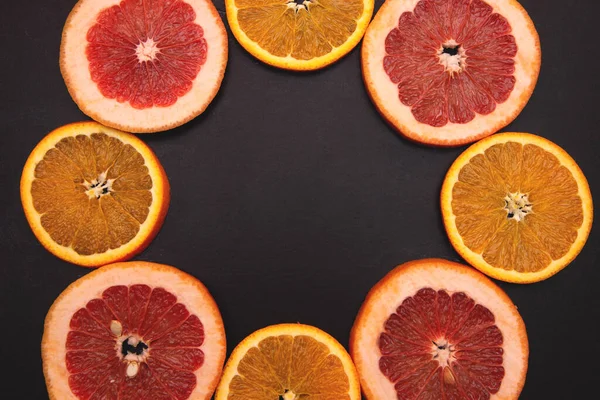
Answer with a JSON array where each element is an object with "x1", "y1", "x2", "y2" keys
[
  {"x1": 363, "y1": 0, "x2": 541, "y2": 146},
  {"x1": 215, "y1": 323, "x2": 361, "y2": 399},
  {"x1": 42, "y1": 261, "x2": 226, "y2": 400},
  {"x1": 20, "y1": 122, "x2": 170, "y2": 267},
  {"x1": 351, "y1": 259, "x2": 528, "y2": 399},
  {"x1": 225, "y1": 0, "x2": 374, "y2": 70},
  {"x1": 61, "y1": 0, "x2": 228, "y2": 133},
  {"x1": 441, "y1": 132, "x2": 593, "y2": 283}
]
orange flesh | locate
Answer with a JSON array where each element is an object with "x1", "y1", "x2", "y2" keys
[
  {"x1": 451, "y1": 141, "x2": 583, "y2": 272},
  {"x1": 235, "y1": 0, "x2": 363, "y2": 60},
  {"x1": 31, "y1": 133, "x2": 152, "y2": 255},
  {"x1": 228, "y1": 335, "x2": 350, "y2": 399}
]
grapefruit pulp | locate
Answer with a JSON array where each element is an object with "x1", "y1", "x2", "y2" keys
[
  {"x1": 61, "y1": 0, "x2": 228, "y2": 133},
  {"x1": 362, "y1": 0, "x2": 541, "y2": 145},
  {"x1": 351, "y1": 259, "x2": 528, "y2": 399},
  {"x1": 42, "y1": 261, "x2": 226, "y2": 400}
]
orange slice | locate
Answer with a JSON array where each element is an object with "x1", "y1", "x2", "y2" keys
[
  {"x1": 215, "y1": 323, "x2": 361, "y2": 399},
  {"x1": 225, "y1": 0, "x2": 374, "y2": 70},
  {"x1": 60, "y1": 0, "x2": 228, "y2": 133},
  {"x1": 20, "y1": 122, "x2": 170, "y2": 267},
  {"x1": 351, "y1": 259, "x2": 528, "y2": 399},
  {"x1": 362, "y1": 0, "x2": 541, "y2": 146},
  {"x1": 42, "y1": 261, "x2": 226, "y2": 400},
  {"x1": 441, "y1": 132, "x2": 593, "y2": 283}
]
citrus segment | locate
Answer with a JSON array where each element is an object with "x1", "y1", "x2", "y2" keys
[
  {"x1": 441, "y1": 133, "x2": 593, "y2": 282},
  {"x1": 42, "y1": 261, "x2": 226, "y2": 400},
  {"x1": 21, "y1": 122, "x2": 169, "y2": 267},
  {"x1": 61, "y1": 0, "x2": 228, "y2": 132},
  {"x1": 363, "y1": 0, "x2": 541, "y2": 145},
  {"x1": 351, "y1": 259, "x2": 528, "y2": 400},
  {"x1": 215, "y1": 324, "x2": 361, "y2": 400},
  {"x1": 226, "y1": 0, "x2": 374, "y2": 70}
]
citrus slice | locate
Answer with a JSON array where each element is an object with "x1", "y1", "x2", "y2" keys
[
  {"x1": 225, "y1": 0, "x2": 374, "y2": 70},
  {"x1": 60, "y1": 0, "x2": 228, "y2": 133},
  {"x1": 20, "y1": 121, "x2": 170, "y2": 267},
  {"x1": 441, "y1": 132, "x2": 593, "y2": 283},
  {"x1": 351, "y1": 258, "x2": 528, "y2": 400},
  {"x1": 42, "y1": 261, "x2": 226, "y2": 400},
  {"x1": 215, "y1": 323, "x2": 361, "y2": 399},
  {"x1": 362, "y1": 0, "x2": 541, "y2": 146}
]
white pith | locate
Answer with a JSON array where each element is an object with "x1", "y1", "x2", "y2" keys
[
  {"x1": 431, "y1": 339, "x2": 456, "y2": 368},
  {"x1": 504, "y1": 192, "x2": 532, "y2": 221},
  {"x1": 362, "y1": 0, "x2": 541, "y2": 145},
  {"x1": 438, "y1": 40, "x2": 465, "y2": 74},
  {"x1": 83, "y1": 171, "x2": 115, "y2": 199},
  {"x1": 135, "y1": 38, "x2": 160, "y2": 62},
  {"x1": 286, "y1": 0, "x2": 312, "y2": 12},
  {"x1": 42, "y1": 262, "x2": 226, "y2": 400},
  {"x1": 352, "y1": 260, "x2": 528, "y2": 400},
  {"x1": 61, "y1": 0, "x2": 227, "y2": 133}
]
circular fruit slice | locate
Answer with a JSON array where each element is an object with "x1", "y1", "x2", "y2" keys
[
  {"x1": 21, "y1": 122, "x2": 170, "y2": 267},
  {"x1": 225, "y1": 0, "x2": 374, "y2": 70},
  {"x1": 351, "y1": 258, "x2": 528, "y2": 400},
  {"x1": 215, "y1": 323, "x2": 361, "y2": 399},
  {"x1": 42, "y1": 261, "x2": 226, "y2": 400},
  {"x1": 441, "y1": 132, "x2": 593, "y2": 283},
  {"x1": 61, "y1": 0, "x2": 228, "y2": 133},
  {"x1": 363, "y1": 0, "x2": 541, "y2": 146}
]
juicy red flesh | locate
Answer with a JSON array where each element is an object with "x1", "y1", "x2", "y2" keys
[
  {"x1": 86, "y1": 0, "x2": 207, "y2": 109},
  {"x1": 66, "y1": 285, "x2": 205, "y2": 400},
  {"x1": 379, "y1": 288, "x2": 505, "y2": 400},
  {"x1": 384, "y1": 0, "x2": 517, "y2": 127}
]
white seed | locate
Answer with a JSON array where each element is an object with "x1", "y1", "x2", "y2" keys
[
  {"x1": 443, "y1": 367, "x2": 456, "y2": 385},
  {"x1": 110, "y1": 320, "x2": 122, "y2": 336},
  {"x1": 126, "y1": 361, "x2": 139, "y2": 378}
]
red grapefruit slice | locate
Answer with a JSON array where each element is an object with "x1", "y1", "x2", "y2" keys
[
  {"x1": 42, "y1": 261, "x2": 226, "y2": 400},
  {"x1": 351, "y1": 259, "x2": 528, "y2": 399},
  {"x1": 60, "y1": 0, "x2": 228, "y2": 133},
  {"x1": 362, "y1": 0, "x2": 541, "y2": 146}
]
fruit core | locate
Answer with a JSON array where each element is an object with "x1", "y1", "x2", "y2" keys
[
  {"x1": 286, "y1": 0, "x2": 311, "y2": 12},
  {"x1": 379, "y1": 288, "x2": 505, "y2": 398},
  {"x1": 86, "y1": 0, "x2": 208, "y2": 109},
  {"x1": 504, "y1": 192, "x2": 532, "y2": 221},
  {"x1": 66, "y1": 284, "x2": 205, "y2": 399},
  {"x1": 383, "y1": 0, "x2": 517, "y2": 127},
  {"x1": 83, "y1": 171, "x2": 114, "y2": 200}
]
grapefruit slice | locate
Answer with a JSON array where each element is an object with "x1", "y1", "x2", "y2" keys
[
  {"x1": 20, "y1": 122, "x2": 170, "y2": 267},
  {"x1": 225, "y1": 0, "x2": 374, "y2": 70},
  {"x1": 441, "y1": 132, "x2": 593, "y2": 283},
  {"x1": 60, "y1": 0, "x2": 228, "y2": 133},
  {"x1": 362, "y1": 0, "x2": 541, "y2": 146},
  {"x1": 215, "y1": 323, "x2": 361, "y2": 399},
  {"x1": 351, "y1": 259, "x2": 528, "y2": 400},
  {"x1": 42, "y1": 261, "x2": 226, "y2": 400}
]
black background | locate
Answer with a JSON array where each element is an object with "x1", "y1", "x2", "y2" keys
[{"x1": 1, "y1": 0, "x2": 598, "y2": 398}]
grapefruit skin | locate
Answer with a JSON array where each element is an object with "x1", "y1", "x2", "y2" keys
[
  {"x1": 20, "y1": 121, "x2": 170, "y2": 267},
  {"x1": 362, "y1": 0, "x2": 541, "y2": 147},
  {"x1": 350, "y1": 259, "x2": 529, "y2": 399},
  {"x1": 42, "y1": 261, "x2": 226, "y2": 400},
  {"x1": 60, "y1": 0, "x2": 228, "y2": 133}
]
